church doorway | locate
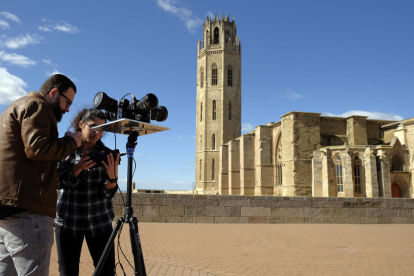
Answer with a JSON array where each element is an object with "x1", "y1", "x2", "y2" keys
[{"x1": 391, "y1": 182, "x2": 401, "y2": 198}]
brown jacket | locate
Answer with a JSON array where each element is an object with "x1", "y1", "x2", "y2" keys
[{"x1": 0, "y1": 91, "x2": 78, "y2": 217}]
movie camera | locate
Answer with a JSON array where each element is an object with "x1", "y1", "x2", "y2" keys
[
  {"x1": 92, "y1": 92, "x2": 168, "y2": 123},
  {"x1": 88, "y1": 149, "x2": 125, "y2": 167}
]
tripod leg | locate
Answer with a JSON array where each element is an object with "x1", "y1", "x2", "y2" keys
[
  {"x1": 129, "y1": 217, "x2": 147, "y2": 276},
  {"x1": 93, "y1": 217, "x2": 124, "y2": 276}
]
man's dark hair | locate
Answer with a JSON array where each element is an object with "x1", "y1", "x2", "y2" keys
[{"x1": 38, "y1": 74, "x2": 77, "y2": 97}]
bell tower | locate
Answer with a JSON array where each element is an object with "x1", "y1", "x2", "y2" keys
[{"x1": 195, "y1": 14, "x2": 242, "y2": 194}]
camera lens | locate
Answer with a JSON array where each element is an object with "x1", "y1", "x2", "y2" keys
[
  {"x1": 151, "y1": 106, "x2": 168, "y2": 122},
  {"x1": 93, "y1": 92, "x2": 118, "y2": 113},
  {"x1": 135, "y1": 93, "x2": 158, "y2": 112}
]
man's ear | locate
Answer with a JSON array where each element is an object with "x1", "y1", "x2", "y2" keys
[
  {"x1": 79, "y1": 120, "x2": 84, "y2": 129},
  {"x1": 49, "y1": 88, "x2": 59, "y2": 98}
]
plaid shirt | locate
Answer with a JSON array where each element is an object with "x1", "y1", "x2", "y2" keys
[{"x1": 55, "y1": 142, "x2": 117, "y2": 237}]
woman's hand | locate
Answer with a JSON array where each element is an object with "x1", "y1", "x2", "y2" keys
[
  {"x1": 102, "y1": 152, "x2": 120, "y2": 189},
  {"x1": 73, "y1": 151, "x2": 96, "y2": 177}
]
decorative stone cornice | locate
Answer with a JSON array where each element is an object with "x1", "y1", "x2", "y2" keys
[{"x1": 319, "y1": 116, "x2": 347, "y2": 123}]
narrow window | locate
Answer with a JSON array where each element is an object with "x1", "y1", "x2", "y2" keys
[
  {"x1": 276, "y1": 163, "x2": 283, "y2": 186},
  {"x1": 354, "y1": 156, "x2": 362, "y2": 194},
  {"x1": 212, "y1": 65, "x2": 218, "y2": 86},
  {"x1": 199, "y1": 159, "x2": 202, "y2": 180},
  {"x1": 200, "y1": 70, "x2": 204, "y2": 88},
  {"x1": 200, "y1": 102, "x2": 203, "y2": 122},
  {"x1": 228, "y1": 101, "x2": 232, "y2": 120},
  {"x1": 212, "y1": 134, "x2": 215, "y2": 150},
  {"x1": 212, "y1": 158, "x2": 215, "y2": 180},
  {"x1": 336, "y1": 156, "x2": 344, "y2": 192},
  {"x1": 214, "y1": 27, "x2": 219, "y2": 44},
  {"x1": 200, "y1": 135, "x2": 202, "y2": 146},
  {"x1": 212, "y1": 100, "x2": 216, "y2": 120},
  {"x1": 227, "y1": 67, "x2": 233, "y2": 86}
]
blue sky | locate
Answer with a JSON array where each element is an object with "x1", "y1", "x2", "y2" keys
[{"x1": 0, "y1": 0, "x2": 413, "y2": 192}]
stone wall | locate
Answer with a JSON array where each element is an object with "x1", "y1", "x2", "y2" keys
[{"x1": 112, "y1": 193, "x2": 414, "y2": 224}]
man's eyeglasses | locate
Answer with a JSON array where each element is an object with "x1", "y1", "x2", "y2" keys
[
  {"x1": 59, "y1": 92, "x2": 72, "y2": 108},
  {"x1": 84, "y1": 122, "x2": 104, "y2": 133}
]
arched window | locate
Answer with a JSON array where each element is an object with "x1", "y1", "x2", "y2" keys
[
  {"x1": 212, "y1": 158, "x2": 215, "y2": 180},
  {"x1": 227, "y1": 66, "x2": 233, "y2": 86},
  {"x1": 336, "y1": 156, "x2": 344, "y2": 192},
  {"x1": 200, "y1": 68, "x2": 204, "y2": 88},
  {"x1": 212, "y1": 64, "x2": 218, "y2": 86},
  {"x1": 199, "y1": 159, "x2": 202, "y2": 180},
  {"x1": 353, "y1": 156, "x2": 362, "y2": 194},
  {"x1": 228, "y1": 101, "x2": 232, "y2": 120},
  {"x1": 212, "y1": 100, "x2": 216, "y2": 120},
  {"x1": 214, "y1": 27, "x2": 219, "y2": 44},
  {"x1": 200, "y1": 102, "x2": 203, "y2": 122},
  {"x1": 212, "y1": 134, "x2": 215, "y2": 150},
  {"x1": 392, "y1": 155, "x2": 404, "y2": 171}
]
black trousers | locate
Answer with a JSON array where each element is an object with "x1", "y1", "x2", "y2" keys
[{"x1": 55, "y1": 224, "x2": 115, "y2": 276}]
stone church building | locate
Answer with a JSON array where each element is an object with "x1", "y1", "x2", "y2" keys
[{"x1": 195, "y1": 15, "x2": 414, "y2": 198}]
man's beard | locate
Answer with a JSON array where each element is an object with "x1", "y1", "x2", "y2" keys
[{"x1": 50, "y1": 98, "x2": 66, "y2": 122}]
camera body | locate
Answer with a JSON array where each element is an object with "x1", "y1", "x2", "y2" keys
[
  {"x1": 88, "y1": 149, "x2": 121, "y2": 167},
  {"x1": 93, "y1": 92, "x2": 168, "y2": 123}
]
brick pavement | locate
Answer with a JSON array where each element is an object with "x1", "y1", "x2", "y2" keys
[{"x1": 49, "y1": 223, "x2": 414, "y2": 275}]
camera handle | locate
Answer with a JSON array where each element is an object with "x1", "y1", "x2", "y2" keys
[{"x1": 93, "y1": 131, "x2": 147, "y2": 276}]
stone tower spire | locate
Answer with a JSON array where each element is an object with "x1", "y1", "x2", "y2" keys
[{"x1": 195, "y1": 14, "x2": 242, "y2": 194}]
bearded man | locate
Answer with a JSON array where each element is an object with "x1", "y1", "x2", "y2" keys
[{"x1": 0, "y1": 74, "x2": 82, "y2": 276}]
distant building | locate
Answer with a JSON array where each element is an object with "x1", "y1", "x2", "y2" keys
[{"x1": 195, "y1": 15, "x2": 413, "y2": 198}]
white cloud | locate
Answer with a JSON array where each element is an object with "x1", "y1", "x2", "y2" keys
[
  {"x1": 0, "y1": 67, "x2": 27, "y2": 104},
  {"x1": 205, "y1": 11, "x2": 214, "y2": 19},
  {"x1": 38, "y1": 26, "x2": 51, "y2": 32},
  {"x1": 0, "y1": 12, "x2": 20, "y2": 23},
  {"x1": 322, "y1": 110, "x2": 403, "y2": 121},
  {"x1": 42, "y1": 59, "x2": 54, "y2": 66},
  {"x1": 156, "y1": 0, "x2": 202, "y2": 33},
  {"x1": 46, "y1": 70, "x2": 62, "y2": 77},
  {"x1": 178, "y1": 136, "x2": 183, "y2": 139},
  {"x1": 0, "y1": 20, "x2": 9, "y2": 30},
  {"x1": 39, "y1": 19, "x2": 80, "y2": 34},
  {"x1": 4, "y1": 33, "x2": 42, "y2": 49},
  {"x1": 0, "y1": 51, "x2": 36, "y2": 67},
  {"x1": 279, "y1": 89, "x2": 303, "y2": 100},
  {"x1": 242, "y1": 123, "x2": 255, "y2": 133}
]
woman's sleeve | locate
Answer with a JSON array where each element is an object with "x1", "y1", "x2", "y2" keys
[
  {"x1": 103, "y1": 183, "x2": 118, "y2": 199},
  {"x1": 57, "y1": 155, "x2": 82, "y2": 190}
]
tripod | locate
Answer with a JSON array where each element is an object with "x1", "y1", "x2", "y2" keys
[{"x1": 93, "y1": 131, "x2": 146, "y2": 276}]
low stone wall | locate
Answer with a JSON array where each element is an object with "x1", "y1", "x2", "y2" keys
[{"x1": 112, "y1": 193, "x2": 414, "y2": 224}]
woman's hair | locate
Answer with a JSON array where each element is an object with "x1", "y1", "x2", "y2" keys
[{"x1": 69, "y1": 108, "x2": 106, "y2": 132}]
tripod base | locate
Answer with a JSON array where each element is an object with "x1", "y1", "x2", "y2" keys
[{"x1": 93, "y1": 216, "x2": 146, "y2": 276}]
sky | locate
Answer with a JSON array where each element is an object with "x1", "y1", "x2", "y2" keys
[{"x1": 0, "y1": 0, "x2": 413, "y2": 192}]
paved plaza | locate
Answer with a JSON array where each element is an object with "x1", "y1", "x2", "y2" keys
[{"x1": 49, "y1": 223, "x2": 414, "y2": 275}]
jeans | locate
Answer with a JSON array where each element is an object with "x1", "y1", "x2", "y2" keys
[
  {"x1": 55, "y1": 225, "x2": 115, "y2": 276},
  {"x1": 0, "y1": 211, "x2": 54, "y2": 276}
]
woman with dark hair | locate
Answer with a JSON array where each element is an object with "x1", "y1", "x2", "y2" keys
[{"x1": 55, "y1": 108, "x2": 120, "y2": 276}]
